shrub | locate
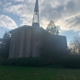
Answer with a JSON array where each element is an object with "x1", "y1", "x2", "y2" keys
[
  {"x1": 2, "y1": 57, "x2": 47, "y2": 66},
  {"x1": 60, "y1": 55, "x2": 80, "y2": 68}
]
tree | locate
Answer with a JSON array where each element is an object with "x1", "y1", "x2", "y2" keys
[
  {"x1": 69, "y1": 36, "x2": 80, "y2": 54},
  {"x1": 0, "y1": 32, "x2": 11, "y2": 59},
  {"x1": 0, "y1": 38, "x2": 2, "y2": 58},
  {"x1": 46, "y1": 20, "x2": 59, "y2": 35}
]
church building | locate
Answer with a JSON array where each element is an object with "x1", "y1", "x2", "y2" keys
[{"x1": 9, "y1": 0, "x2": 67, "y2": 58}]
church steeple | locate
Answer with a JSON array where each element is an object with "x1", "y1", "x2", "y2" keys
[
  {"x1": 34, "y1": 0, "x2": 39, "y2": 13},
  {"x1": 32, "y1": 0, "x2": 40, "y2": 27}
]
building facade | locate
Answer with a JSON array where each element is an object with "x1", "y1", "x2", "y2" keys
[{"x1": 9, "y1": 0, "x2": 68, "y2": 58}]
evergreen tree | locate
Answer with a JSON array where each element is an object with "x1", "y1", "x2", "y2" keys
[{"x1": 0, "y1": 32, "x2": 10, "y2": 59}]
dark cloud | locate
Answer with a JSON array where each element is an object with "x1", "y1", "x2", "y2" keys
[{"x1": 66, "y1": 0, "x2": 75, "y2": 9}]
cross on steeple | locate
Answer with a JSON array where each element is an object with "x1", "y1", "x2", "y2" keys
[{"x1": 32, "y1": 0, "x2": 40, "y2": 27}]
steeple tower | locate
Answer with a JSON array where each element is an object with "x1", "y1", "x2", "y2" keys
[{"x1": 32, "y1": 0, "x2": 40, "y2": 27}]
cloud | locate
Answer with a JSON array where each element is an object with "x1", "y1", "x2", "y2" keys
[
  {"x1": 0, "y1": 28, "x2": 9, "y2": 38},
  {"x1": 4, "y1": 2, "x2": 34, "y2": 25},
  {"x1": 56, "y1": 14, "x2": 80, "y2": 31},
  {"x1": 40, "y1": 0, "x2": 80, "y2": 31},
  {"x1": 0, "y1": 15, "x2": 18, "y2": 30},
  {"x1": 1, "y1": 0, "x2": 80, "y2": 32},
  {"x1": 0, "y1": 1, "x2": 1, "y2": 5},
  {"x1": 14, "y1": 0, "x2": 24, "y2": 2}
]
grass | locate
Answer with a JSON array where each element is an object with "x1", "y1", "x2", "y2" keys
[{"x1": 0, "y1": 66, "x2": 80, "y2": 80}]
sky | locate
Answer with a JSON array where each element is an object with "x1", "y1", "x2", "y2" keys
[{"x1": 0, "y1": 0, "x2": 80, "y2": 43}]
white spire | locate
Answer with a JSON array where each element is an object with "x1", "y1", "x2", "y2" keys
[{"x1": 32, "y1": 0, "x2": 40, "y2": 27}]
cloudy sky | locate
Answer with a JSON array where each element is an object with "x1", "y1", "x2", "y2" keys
[{"x1": 0, "y1": 0, "x2": 80, "y2": 42}]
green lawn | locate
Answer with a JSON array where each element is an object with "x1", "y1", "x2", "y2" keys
[{"x1": 0, "y1": 66, "x2": 80, "y2": 80}]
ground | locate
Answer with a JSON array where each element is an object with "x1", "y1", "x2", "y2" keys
[{"x1": 0, "y1": 66, "x2": 80, "y2": 80}]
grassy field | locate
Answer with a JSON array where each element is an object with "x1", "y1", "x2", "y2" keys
[{"x1": 0, "y1": 66, "x2": 80, "y2": 80}]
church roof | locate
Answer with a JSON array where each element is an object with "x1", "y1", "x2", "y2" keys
[{"x1": 9, "y1": 25, "x2": 32, "y2": 34}]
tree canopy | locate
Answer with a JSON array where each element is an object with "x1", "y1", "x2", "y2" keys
[{"x1": 46, "y1": 20, "x2": 59, "y2": 35}]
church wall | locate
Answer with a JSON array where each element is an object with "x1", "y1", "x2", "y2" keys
[
  {"x1": 32, "y1": 28, "x2": 45, "y2": 57},
  {"x1": 9, "y1": 26, "x2": 34, "y2": 58},
  {"x1": 17, "y1": 30, "x2": 23, "y2": 58},
  {"x1": 14, "y1": 31, "x2": 19, "y2": 58},
  {"x1": 19, "y1": 29, "x2": 25, "y2": 57},
  {"x1": 42, "y1": 35, "x2": 67, "y2": 55},
  {"x1": 9, "y1": 33, "x2": 16, "y2": 58},
  {"x1": 9, "y1": 26, "x2": 67, "y2": 58},
  {"x1": 24, "y1": 28, "x2": 32, "y2": 57}
]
